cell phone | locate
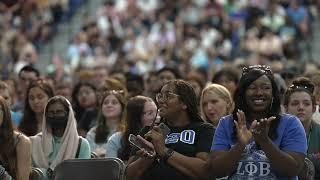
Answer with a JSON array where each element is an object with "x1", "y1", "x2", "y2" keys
[
  {"x1": 158, "y1": 122, "x2": 170, "y2": 137},
  {"x1": 128, "y1": 134, "x2": 154, "y2": 155}
]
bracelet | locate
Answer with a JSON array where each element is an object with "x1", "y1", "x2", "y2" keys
[{"x1": 161, "y1": 148, "x2": 174, "y2": 163}]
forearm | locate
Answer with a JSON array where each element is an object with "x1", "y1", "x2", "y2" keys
[
  {"x1": 126, "y1": 157, "x2": 154, "y2": 180},
  {"x1": 209, "y1": 143, "x2": 245, "y2": 177},
  {"x1": 259, "y1": 139, "x2": 303, "y2": 176},
  {"x1": 165, "y1": 151, "x2": 209, "y2": 179}
]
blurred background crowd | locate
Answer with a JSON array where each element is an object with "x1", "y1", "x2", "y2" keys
[
  {"x1": 1, "y1": 0, "x2": 320, "y2": 179},
  {"x1": 0, "y1": 0, "x2": 319, "y2": 83}
]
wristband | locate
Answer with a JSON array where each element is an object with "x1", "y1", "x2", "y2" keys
[{"x1": 162, "y1": 148, "x2": 174, "y2": 163}]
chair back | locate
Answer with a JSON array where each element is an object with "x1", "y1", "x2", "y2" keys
[{"x1": 52, "y1": 158, "x2": 126, "y2": 180}]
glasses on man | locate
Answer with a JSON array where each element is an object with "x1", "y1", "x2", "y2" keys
[
  {"x1": 156, "y1": 92, "x2": 179, "y2": 102},
  {"x1": 242, "y1": 65, "x2": 272, "y2": 76}
]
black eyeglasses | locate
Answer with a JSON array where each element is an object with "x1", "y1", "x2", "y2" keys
[
  {"x1": 242, "y1": 65, "x2": 272, "y2": 76},
  {"x1": 288, "y1": 84, "x2": 314, "y2": 94},
  {"x1": 156, "y1": 92, "x2": 179, "y2": 102}
]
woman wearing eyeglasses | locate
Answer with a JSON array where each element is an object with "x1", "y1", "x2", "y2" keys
[
  {"x1": 105, "y1": 95, "x2": 158, "y2": 161},
  {"x1": 207, "y1": 65, "x2": 307, "y2": 179},
  {"x1": 126, "y1": 80, "x2": 214, "y2": 180},
  {"x1": 284, "y1": 77, "x2": 320, "y2": 179},
  {"x1": 30, "y1": 96, "x2": 90, "y2": 179},
  {"x1": 86, "y1": 90, "x2": 126, "y2": 157}
]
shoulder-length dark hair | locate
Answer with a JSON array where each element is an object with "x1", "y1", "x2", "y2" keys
[
  {"x1": 166, "y1": 80, "x2": 204, "y2": 123},
  {"x1": 232, "y1": 66, "x2": 281, "y2": 140},
  {"x1": 0, "y1": 96, "x2": 17, "y2": 178},
  {"x1": 94, "y1": 90, "x2": 126, "y2": 144},
  {"x1": 19, "y1": 79, "x2": 54, "y2": 136},
  {"x1": 71, "y1": 81, "x2": 97, "y2": 121},
  {"x1": 118, "y1": 96, "x2": 154, "y2": 161}
]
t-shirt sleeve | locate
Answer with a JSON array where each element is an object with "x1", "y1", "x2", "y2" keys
[
  {"x1": 85, "y1": 127, "x2": 96, "y2": 151},
  {"x1": 196, "y1": 123, "x2": 214, "y2": 152},
  {"x1": 105, "y1": 132, "x2": 122, "y2": 158},
  {"x1": 280, "y1": 115, "x2": 307, "y2": 155},
  {"x1": 211, "y1": 117, "x2": 232, "y2": 151},
  {"x1": 79, "y1": 138, "x2": 91, "y2": 159}
]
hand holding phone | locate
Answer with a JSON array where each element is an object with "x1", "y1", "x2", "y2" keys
[
  {"x1": 158, "y1": 123, "x2": 170, "y2": 137},
  {"x1": 129, "y1": 134, "x2": 154, "y2": 156}
]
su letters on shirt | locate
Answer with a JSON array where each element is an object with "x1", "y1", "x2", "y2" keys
[{"x1": 165, "y1": 130, "x2": 196, "y2": 144}]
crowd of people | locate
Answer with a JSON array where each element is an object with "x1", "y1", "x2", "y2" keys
[
  {"x1": 0, "y1": 0, "x2": 320, "y2": 180},
  {"x1": 0, "y1": 63, "x2": 319, "y2": 179}
]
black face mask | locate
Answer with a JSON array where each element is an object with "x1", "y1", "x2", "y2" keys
[{"x1": 46, "y1": 116, "x2": 68, "y2": 129}]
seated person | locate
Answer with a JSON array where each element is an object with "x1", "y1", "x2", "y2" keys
[
  {"x1": 126, "y1": 80, "x2": 214, "y2": 180},
  {"x1": 0, "y1": 96, "x2": 31, "y2": 180},
  {"x1": 284, "y1": 77, "x2": 320, "y2": 179},
  {"x1": 0, "y1": 81, "x2": 23, "y2": 126},
  {"x1": 30, "y1": 96, "x2": 90, "y2": 179}
]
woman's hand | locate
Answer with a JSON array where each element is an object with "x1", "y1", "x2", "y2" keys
[
  {"x1": 251, "y1": 117, "x2": 275, "y2": 143},
  {"x1": 144, "y1": 126, "x2": 167, "y2": 157},
  {"x1": 94, "y1": 147, "x2": 106, "y2": 157},
  {"x1": 234, "y1": 110, "x2": 253, "y2": 146},
  {"x1": 136, "y1": 135, "x2": 156, "y2": 159}
]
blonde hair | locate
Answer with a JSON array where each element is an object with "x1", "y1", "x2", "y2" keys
[{"x1": 200, "y1": 83, "x2": 234, "y2": 122}]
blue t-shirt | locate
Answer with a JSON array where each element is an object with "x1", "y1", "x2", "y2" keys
[{"x1": 212, "y1": 114, "x2": 307, "y2": 180}]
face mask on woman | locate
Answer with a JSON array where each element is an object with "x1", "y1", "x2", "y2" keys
[{"x1": 47, "y1": 115, "x2": 68, "y2": 129}]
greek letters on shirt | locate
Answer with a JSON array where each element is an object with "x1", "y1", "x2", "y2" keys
[
  {"x1": 229, "y1": 142, "x2": 277, "y2": 180},
  {"x1": 165, "y1": 130, "x2": 196, "y2": 144}
]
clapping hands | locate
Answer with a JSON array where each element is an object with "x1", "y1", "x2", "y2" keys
[{"x1": 235, "y1": 110, "x2": 275, "y2": 145}]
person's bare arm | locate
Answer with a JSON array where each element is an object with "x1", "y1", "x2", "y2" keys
[
  {"x1": 161, "y1": 150, "x2": 209, "y2": 179},
  {"x1": 259, "y1": 138, "x2": 305, "y2": 176},
  {"x1": 16, "y1": 134, "x2": 31, "y2": 180},
  {"x1": 125, "y1": 151, "x2": 155, "y2": 180},
  {"x1": 208, "y1": 143, "x2": 245, "y2": 177}
]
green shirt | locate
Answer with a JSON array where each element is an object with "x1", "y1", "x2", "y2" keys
[
  {"x1": 307, "y1": 122, "x2": 320, "y2": 154},
  {"x1": 40, "y1": 136, "x2": 91, "y2": 179}
]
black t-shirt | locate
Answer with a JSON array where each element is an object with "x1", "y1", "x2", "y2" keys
[{"x1": 141, "y1": 121, "x2": 214, "y2": 180}]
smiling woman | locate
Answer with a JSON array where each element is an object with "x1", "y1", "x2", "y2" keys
[
  {"x1": 126, "y1": 80, "x2": 214, "y2": 180},
  {"x1": 207, "y1": 65, "x2": 307, "y2": 179},
  {"x1": 86, "y1": 90, "x2": 126, "y2": 157}
]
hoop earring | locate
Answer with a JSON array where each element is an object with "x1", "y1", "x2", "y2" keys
[{"x1": 269, "y1": 98, "x2": 274, "y2": 111}]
